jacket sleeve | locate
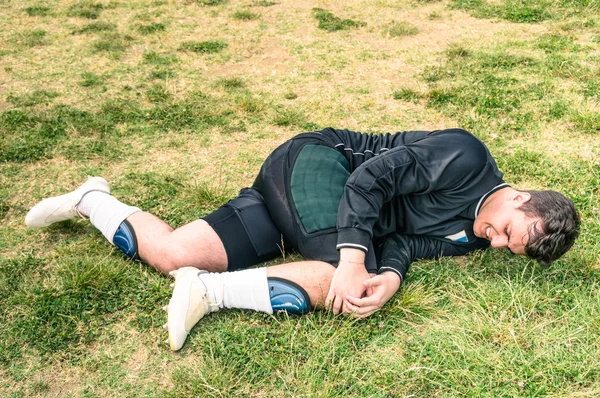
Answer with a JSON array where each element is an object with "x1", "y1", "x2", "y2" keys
[
  {"x1": 336, "y1": 129, "x2": 490, "y2": 252},
  {"x1": 376, "y1": 234, "x2": 487, "y2": 283}
]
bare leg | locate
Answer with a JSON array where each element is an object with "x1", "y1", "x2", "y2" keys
[
  {"x1": 267, "y1": 260, "x2": 335, "y2": 309},
  {"x1": 166, "y1": 259, "x2": 335, "y2": 350},
  {"x1": 126, "y1": 212, "x2": 227, "y2": 274}
]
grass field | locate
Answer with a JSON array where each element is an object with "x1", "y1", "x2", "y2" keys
[{"x1": 1, "y1": 0, "x2": 600, "y2": 396}]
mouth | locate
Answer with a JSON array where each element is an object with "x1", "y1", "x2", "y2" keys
[{"x1": 485, "y1": 226, "x2": 491, "y2": 240}]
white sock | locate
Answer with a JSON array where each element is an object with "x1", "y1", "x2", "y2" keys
[
  {"x1": 199, "y1": 268, "x2": 273, "y2": 314},
  {"x1": 77, "y1": 191, "x2": 108, "y2": 217},
  {"x1": 78, "y1": 192, "x2": 141, "y2": 243}
]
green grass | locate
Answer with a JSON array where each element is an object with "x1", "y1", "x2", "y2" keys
[
  {"x1": 420, "y1": 42, "x2": 599, "y2": 137},
  {"x1": 216, "y1": 76, "x2": 245, "y2": 89},
  {"x1": 73, "y1": 21, "x2": 117, "y2": 34},
  {"x1": 312, "y1": 8, "x2": 366, "y2": 32},
  {"x1": 146, "y1": 84, "x2": 171, "y2": 103},
  {"x1": 232, "y1": 10, "x2": 261, "y2": 21},
  {"x1": 67, "y1": 0, "x2": 104, "y2": 19},
  {"x1": 1, "y1": 0, "x2": 600, "y2": 396},
  {"x1": 6, "y1": 90, "x2": 60, "y2": 107},
  {"x1": 137, "y1": 22, "x2": 166, "y2": 35},
  {"x1": 142, "y1": 50, "x2": 179, "y2": 65},
  {"x1": 252, "y1": 0, "x2": 277, "y2": 6},
  {"x1": 91, "y1": 32, "x2": 135, "y2": 55},
  {"x1": 79, "y1": 71, "x2": 104, "y2": 87},
  {"x1": 178, "y1": 40, "x2": 227, "y2": 53},
  {"x1": 25, "y1": 6, "x2": 50, "y2": 17},
  {"x1": 393, "y1": 88, "x2": 421, "y2": 103},
  {"x1": 194, "y1": 0, "x2": 227, "y2": 5},
  {"x1": 14, "y1": 29, "x2": 48, "y2": 48},
  {"x1": 451, "y1": 0, "x2": 600, "y2": 23},
  {"x1": 272, "y1": 106, "x2": 306, "y2": 126},
  {"x1": 386, "y1": 21, "x2": 419, "y2": 37}
]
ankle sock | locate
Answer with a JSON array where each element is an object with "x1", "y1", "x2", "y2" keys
[
  {"x1": 77, "y1": 191, "x2": 108, "y2": 217},
  {"x1": 199, "y1": 268, "x2": 273, "y2": 314}
]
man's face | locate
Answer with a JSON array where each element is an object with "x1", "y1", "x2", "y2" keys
[{"x1": 473, "y1": 193, "x2": 543, "y2": 255}]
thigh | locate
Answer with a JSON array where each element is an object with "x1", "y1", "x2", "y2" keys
[{"x1": 203, "y1": 188, "x2": 283, "y2": 271}]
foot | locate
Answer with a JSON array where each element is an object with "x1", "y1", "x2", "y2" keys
[
  {"x1": 164, "y1": 267, "x2": 220, "y2": 351},
  {"x1": 25, "y1": 176, "x2": 110, "y2": 228}
]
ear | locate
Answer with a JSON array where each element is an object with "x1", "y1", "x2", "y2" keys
[{"x1": 511, "y1": 191, "x2": 532, "y2": 207}]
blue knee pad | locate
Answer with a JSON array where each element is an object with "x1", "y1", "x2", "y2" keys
[
  {"x1": 268, "y1": 277, "x2": 311, "y2": 315},
  {"x1": 113, "y1": 220, "x2": 139, "y2": 260}
]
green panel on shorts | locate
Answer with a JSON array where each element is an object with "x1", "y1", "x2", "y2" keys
[{"x1": 290, "y1": 145, "x2": 350, "y2": 234}]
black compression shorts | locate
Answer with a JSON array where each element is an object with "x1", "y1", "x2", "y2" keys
[{"x1": 203, "y1": 188, "x2": 282, "y2": 271}]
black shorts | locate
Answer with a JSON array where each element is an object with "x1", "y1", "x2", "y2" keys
[
  {"x1": 204, "y1": 135, "x2": 377, "y2": 272},
  {"x1": 203, "y1": 188, "x2": 283, "y2": 271}
]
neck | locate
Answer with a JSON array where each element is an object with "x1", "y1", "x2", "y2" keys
[{"x1": 479, "y1": 186, "x2": 515, "y2": 214}]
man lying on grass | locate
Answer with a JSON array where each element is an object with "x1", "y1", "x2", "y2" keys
[{"x1": 26, "y1": 128, "x2": 580, "y2": 351}]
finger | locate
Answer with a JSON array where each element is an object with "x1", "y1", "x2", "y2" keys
[
  {"x1": 345, "y1": 295, "x2": 365, "y2": 306},
  {"x1": 325, "y1": 288, "x2": 336, "y2": 310},
  {"x1": 344, "y1": 297, "x2": 380, "y2": 318},
  {"x1": 332, "y1": 295, "x2": 343, "y2": 315},
  {"x1": 352, "y1": 306, "x2": 379, "y2": 318},
  {"x1": 347, "y1": 294, "x2": 378, "y2": 308},
  {"x1": 341, "y1": 302, "x2": 351, "y2": 315},
  {"x1": 342, "y1": 300, "x2": 359, "y2": 314},
  {"x1": 364, "y1": 275, "x2": 384, "y2": 289},
  {"x1": 348, "y1": 302, "x2": 379, "y2": 318},
  {"x1": 343, "y1": 300, "x2": 359, "y2": 314}
]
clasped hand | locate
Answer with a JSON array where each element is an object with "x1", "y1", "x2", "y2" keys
[
  {"x1": 325, "y1": 260, "x2": 401, "y2": 318},
  {"x1": 344, "y1": 272, "x2": 401, "y2": 318},
  {"x1": 325, "y1": 260, "x2": 371, "y2": 315}
]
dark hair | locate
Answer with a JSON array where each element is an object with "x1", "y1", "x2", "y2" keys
[{"x1": 519, "y1": 190, "x2": 580, "y2": 266}]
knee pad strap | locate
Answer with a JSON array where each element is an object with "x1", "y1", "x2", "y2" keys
[
  {"x1": 113, "y1": 219, "x2": 139, "y2": 260},
  {"x1": 268, "y1": 277, "x2": 311, "y2": 315}
]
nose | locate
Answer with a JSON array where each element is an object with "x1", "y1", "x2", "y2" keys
[{"x1": 490, "y1": 235, "x2": 508, "y2": 248}]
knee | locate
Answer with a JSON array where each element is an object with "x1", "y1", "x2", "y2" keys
[
  {"x1": 321, "y1": 262, "x2": 335, "y2": 287},
  {"x1": 321, "y1": 262, "x2": 335, "y2": 281},
  {"x1": 150, "y1": 239, "x2": 190, "y2": 272}
]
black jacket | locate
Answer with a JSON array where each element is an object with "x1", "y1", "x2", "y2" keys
[{"x1": 310, "y1": 128, "x2": 506, "y2": 281}]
